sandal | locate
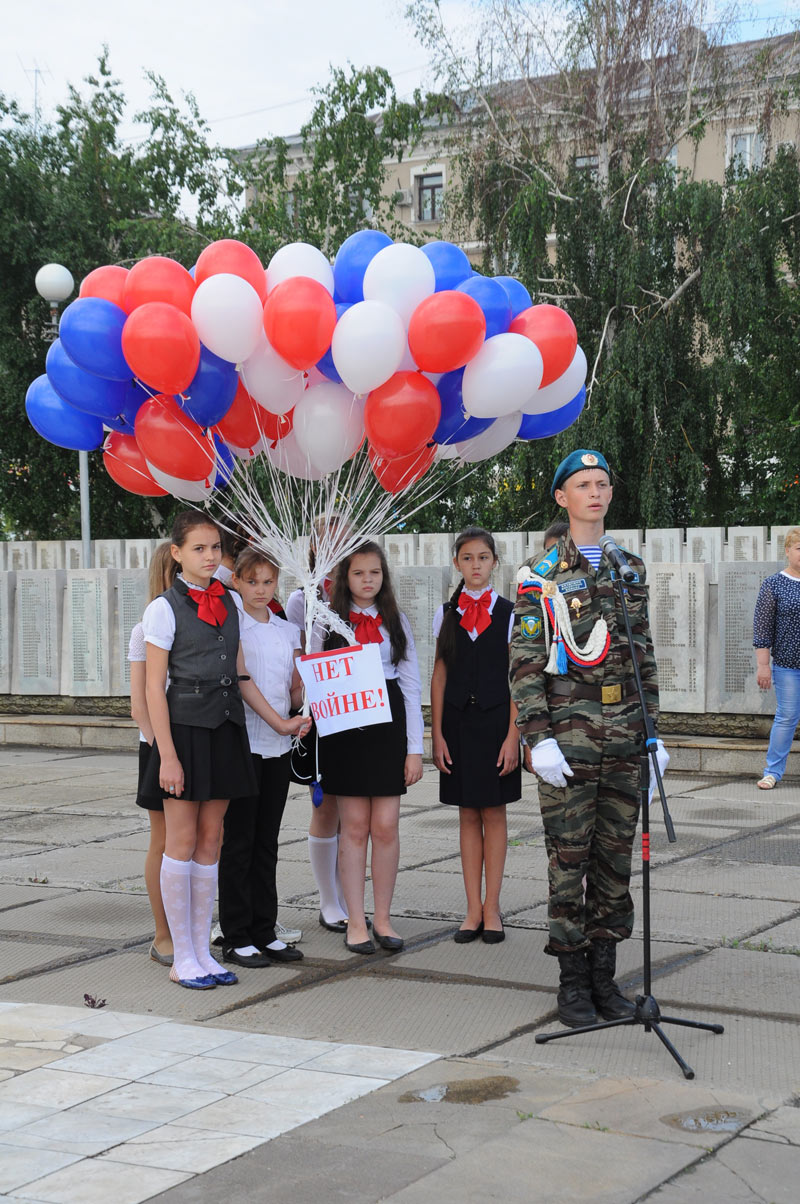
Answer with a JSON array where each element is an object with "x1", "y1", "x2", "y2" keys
[{"x1": 757, "y1": 774, "x2": 777, "y2": 790}]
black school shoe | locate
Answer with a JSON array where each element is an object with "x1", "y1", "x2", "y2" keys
[
  {"x1": 223, "y1": 947, "x2": 273, "y2": 968},
  {"x1": 263, "y1": 945, "x2": 304, "y2": 963}
]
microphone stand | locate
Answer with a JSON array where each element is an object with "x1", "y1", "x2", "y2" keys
[{"x1": 534, "y1": 563, "x2": 724, "y2": 1079}]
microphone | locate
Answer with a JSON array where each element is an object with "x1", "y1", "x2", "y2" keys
[{"x1": 599, "y1": 534, "x2": 637, "y2": 583}]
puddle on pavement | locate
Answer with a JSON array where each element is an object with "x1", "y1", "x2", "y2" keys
[
  {"x1": 661, "y1": 1108, "x2": 750, "y2": 1134},
  {"x1": 399, "y1": 1075, "x2": 519, "y2": 1105}
]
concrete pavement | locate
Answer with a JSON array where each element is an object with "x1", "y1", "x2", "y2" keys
[{"x1": 0, "y1": 745, "x2": 798, "y2": 1202}]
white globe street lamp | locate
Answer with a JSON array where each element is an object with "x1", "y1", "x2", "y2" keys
[{"x1": 34, "y1": 263, "x2": 92, "y2": 568}]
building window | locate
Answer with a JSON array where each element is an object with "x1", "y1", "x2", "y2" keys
[
  {"x1": 417, "y1": 173, "x2": 443, "y2": 222},
  {"x1": 728, "y1": 130, "x2": 764, "y2": 173}
]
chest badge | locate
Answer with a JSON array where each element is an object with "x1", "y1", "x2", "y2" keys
[
  {"x1": 570, "y1": 597, "x2": 582, "y2": 622},
  {"x1": 560, "y1": 560, "x2": 569, "y2": 571}
]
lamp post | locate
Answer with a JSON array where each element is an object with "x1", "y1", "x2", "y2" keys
[{"x1": 35, "y1": 264, "x2": 92, "y2": 569}]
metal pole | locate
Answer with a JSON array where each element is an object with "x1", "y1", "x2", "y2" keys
[{"x1": 79, "y1": 450, "x2": 92, "y2": 567}]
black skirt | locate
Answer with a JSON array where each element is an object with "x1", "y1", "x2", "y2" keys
[
  {"x1": 135, "y1": 741, "x2": 162, "y2": 812},
  {"x1": 318, "y1": 677, "x2": 408, "y2": 797},
  {"x1": 139, "y1": 720, "x2": 257, "y2": 805},
  {"x1": 440, "y1": 700, "x2": 521, "y2": 808}
]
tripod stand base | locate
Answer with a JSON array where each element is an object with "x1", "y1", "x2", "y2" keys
[{"x1": 534, "y1": 995, "x2": 724, "y2": 1080}]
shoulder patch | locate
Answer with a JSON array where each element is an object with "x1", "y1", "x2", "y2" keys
[
  {"x1": 531, "y1": 546, "x2": 559, "y2": 578},
  {"x1": 520, "y1": 615, "x2": 543, "y2": 639}
]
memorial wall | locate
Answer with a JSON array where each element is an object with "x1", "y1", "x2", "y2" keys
[{"x1": 0, "y1": 530, "x2": 788, "y2": 712}]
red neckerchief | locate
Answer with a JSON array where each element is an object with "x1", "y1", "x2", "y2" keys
[
  {"x1": 349, "y1": 610, "x2": 384, "y2": 644},
  {"x1": 187, "y1": 578, "x2": 228, "y2": 627},
  {"x1": 268, "y1": 599, "x2": 283, "y2": 616},
  {"x1": 458, "y1": 589, "x2": 492, "y2": 636}
]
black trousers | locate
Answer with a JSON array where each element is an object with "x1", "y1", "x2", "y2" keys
[{"x1": 218, "y1": 752, "x2": 291, "y2": 949}]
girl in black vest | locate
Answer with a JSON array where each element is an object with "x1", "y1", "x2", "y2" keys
[
  {"x1": 141, "y1": 511, "x2": 309, "y2": 990},
  {"x1": 431, "y1": 527, "x2": 521, "y2": 944}
]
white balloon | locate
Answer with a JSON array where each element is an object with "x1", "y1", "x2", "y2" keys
[
  {"x1": 239, "y1": 340, "x2": 305, "y2": 415},
  {"x1": 521, "y1": 345, "x2": 588, "y2": 415},
  {"x1": 293, "y1": 383, "x2": 364, "y2": 474},
  {"x1": 191, "y1": 274, "x2": 263, "y2": 364},
  {"x1": 35, "y1": 263, "x2": 75, "y2": 303},
  {"x1": 266, "y1": 243, "x2": 334, "y2": 295},
  {"x1": 227, "y1": 439, "x2": 266, "y2": 459},
  {"x1": 456, "y1": 411, "x2": 523, "y2": 463},
  {"x1": 435, "y1": 442, "x2": 460, "y2": 461},
  {"x1": 263, "y1": 430, "x2": 326, "y2": 480},
  {"x1": 462, "y1": 333, "x2": 544, "y2": 418},
  {"x1": 331, "y1": 300, "x2": 406, "y2": 395},
  {"x1": 362, "y1": 243, "x2": 436, "y2": 326},
  {"x1": 147, "y1": 461, "x2": 214, "y2": 501}
]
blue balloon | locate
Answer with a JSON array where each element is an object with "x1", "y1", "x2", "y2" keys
[
  {"x1": 495, "y1": 275, "x2": 533, "y2": 319},
  {"x1": 183, "y1": 345, "x2": 239, "y2": 427},
  {"x1": 188, "y1": 264, "x2": 196, "y2": 279},
  {"x1": 213, "y1": 434, "x2": 235, "y2": 489},
  {"x1": 333, "y1": 229, "x2": 393, "y2": 303},
  {"x1": 46, "y1": 339, "x2": 129, "y2": 420},
  {"x1": 433, "y1": 368, "x2": 495, "y2": 445},
  {"x1": 102, "y1": 379, "x2": 150, "y2": 435},
  {"x1": 421, "y1": 241, "x2": 472, "y2": 292},
  {"x1": 25, "y1": 374, "x2": 104, "y2": 451},
  {"x1": 517, "y1": 386, "x2": 586, "y2": 441},
  {"x1": 455, "y1": 276, "x2": 513, "y2": 339},
  {"x1": 316, "y1": 303, "x2": 352, "y2": 382},
  {"x1": 59, "y1": 297, "x2": 130, "y2": 382}
]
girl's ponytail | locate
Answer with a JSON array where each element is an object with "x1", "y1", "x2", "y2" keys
[{"x1": 436, "y1": 579, "x2": 465, "y2": 668}]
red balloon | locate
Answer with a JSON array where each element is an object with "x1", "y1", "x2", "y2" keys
[
  {"x1": 122, "y1": 302, "x2": 200, "y2": 395},
  {"x1": 408, "y1": 291, "x2": 486, "y2": 373},
  {"x1": 368, "y1": 443, "x2": 436, "y2": 494},
  {"x1": 195, "y1": 239, "x2": 267, "y2": 303},
  {"x1": 122, "y1": 257, "x2": 195, "y2": 317},
  {"x1": 214, "y1": 381, "x2": 263, "y2": 448},
  {"x1": 135, "y1": 394, "x2": 216, "y2": 480},
  {"x1": 263, "y1": 278, "x2": 337, "y2": 370},
  {"x1": 510, "y1": 304, "x2": 578, "y2": 387},
  {"x1": 103, "y1": 431, "x2": 167, "y2": 496},
  {"x1": 261, "y1": 406, "x2": 294, "y2": 443},
  {"x1": 364, "y1": 371, "x2": 441, "y2": 459},
  {"x1": 80, "y1": 265, "x2": 129, "y2": 308}
]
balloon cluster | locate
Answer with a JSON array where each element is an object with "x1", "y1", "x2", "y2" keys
[{"x1": 26, "y1": 233, "x2": 586, "y2": 500}]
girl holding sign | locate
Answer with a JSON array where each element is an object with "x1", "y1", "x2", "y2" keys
[
  {"x1": 321, "y1": 542, "x2": 424, "y2": 954},
  {"x1": 431, "y1": 528, "x2": 520, "y2": 945}
]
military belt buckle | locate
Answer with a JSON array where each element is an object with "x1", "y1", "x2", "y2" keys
[{"x1": 601, "y1": 684, "x2": 622, "y2": 704}]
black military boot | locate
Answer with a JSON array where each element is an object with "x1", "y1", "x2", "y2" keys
[
  {"x1": 556, "y1": 950, "x2": 597, "y2": 1027},
  {"x1": 589, "y1": 939, "x2": 636, "y2": 1020}
]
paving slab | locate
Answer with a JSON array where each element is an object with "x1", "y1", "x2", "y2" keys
[
  {"x1": 0, "y1": 777, "x2": 139, "y2": 809},
  {"x1": 0, "y1": 847, "x2": 150, "y2": 889},
  {"x1": 487, "y1": 1010, "x2": 800, "y2": 1100},
  {"x1": 653, "y1": 945, "x2": 800, "y2": 1020},
  {"x1": 213, "y1": 976, "x2": 554, "y2": 1054},
  {"x1": 266, "y1": 915, "x2": 450, "y2": 963},
  {"x1": 648, "y1": 1134, "x2": 800, "y2": 1204},
  {"x1": 389, "y1": 929, "x2": 696, "y2": 993},
  {"x1": 386, "y1": 1116, "x2": 702, "y2": 1204},
  {"x1": 651, "y1": 856, "x2": 800, "y2": 900},
  {"x1": 2, "y1": 891, "x2": 157, "y2": 941},
  {"x1": 0, "y1": 951, "x2": 302, "y2": 1021},
  {"x1": 753, "y1": 915, "x2": 800, "y2": 951},
  {"x1": 713, "y1": 829, "x2": 800, "y2": 865},
  {"x1": 746, "y1": 1103, "x2": 800, "y2": 1143},
  {"x1": 14, "y1": 1156, "x2": 192, "y2": 1202},
  {"x1": 0, "y1": 939, "x2": 86, "y2": 982},
  {"x1": 511, "y1": 892, "x2": 793, "y2": 946},
  {"x1": 390, "y1": 867, "x2": 548, "y2": 918},
  {"x1": 0, "y1": 813, "x2": 144, "y2": 845}
]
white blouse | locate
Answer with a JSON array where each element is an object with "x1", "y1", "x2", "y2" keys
[
  {"x1": 127, "y1": 621, "x2": 148, "y2": 745},
  {"x1": 432, "y1": 588, "x2": 514, "y2": 643},
  {"x1": 238, "y1": 610, "x2": 301, "y2": 758},
  {"x1": 142, "y1": 577, "x2": 241, "y2": 650},
  {"x1": 349, "y1": 605, "x2": 424, "y2": 755}
]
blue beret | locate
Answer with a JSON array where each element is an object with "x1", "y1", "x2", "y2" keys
[{"x1": 551, "y1": 449, "x2": 610, "y2": 498}]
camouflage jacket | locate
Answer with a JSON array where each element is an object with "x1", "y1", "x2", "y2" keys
[{"x1": 510, "y1": 532, "x2": 659, "y2": 747}]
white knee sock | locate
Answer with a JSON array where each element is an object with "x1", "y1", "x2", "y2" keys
[
  {"x1": 308, "y1": 835, "x2": 348, "y2": 924},
  {"x1": 160, "y1": 855, "x2": 205, "y2": 982},
  {"x1": 335, "y1": 833, "x2": 348, "y2": 914},
  {"x1": 189, "y1": 860, "x2": 227, "y2": 977}
]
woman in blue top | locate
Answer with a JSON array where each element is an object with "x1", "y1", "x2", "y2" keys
[{"x1": 753, "y1": 527, "x2": 800, "y2": 788}]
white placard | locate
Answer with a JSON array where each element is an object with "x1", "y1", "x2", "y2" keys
[{"x1": 297, "y1": 643, "x2": 389, "y2": 736}]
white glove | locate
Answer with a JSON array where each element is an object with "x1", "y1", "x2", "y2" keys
[
  {"x1": 648, "y1": 738, "x2": 670, "y2": 801},
  {"x1": 531, "y1": 737, "x2": 574, "y2": 788}
]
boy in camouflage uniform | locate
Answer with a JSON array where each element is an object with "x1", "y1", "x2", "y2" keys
[{"x1": 510, "y1": 450, "x2": 668, "y2": 1027}]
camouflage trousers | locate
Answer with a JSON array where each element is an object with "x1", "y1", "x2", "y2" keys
[{"x1": 537, "y1": 697, "x2": 644, "y2": 953}]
